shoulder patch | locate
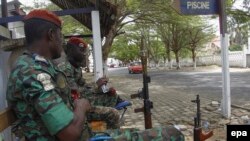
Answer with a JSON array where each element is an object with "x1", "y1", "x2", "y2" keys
[
  {"x1": 37, "y1": 73, "x2": 55, "y2": 91},
  {"x1": 56, "y1": 73, "x2": 67, "y2": 89}
]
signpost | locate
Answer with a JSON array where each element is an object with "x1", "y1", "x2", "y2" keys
[{"x1": 172, "y1": 0, "x2": 231, "y2": 118}]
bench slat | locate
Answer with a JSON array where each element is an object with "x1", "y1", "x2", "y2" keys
[{"x1": 0, "y1": 108, "x2": 17, "y2": 132}]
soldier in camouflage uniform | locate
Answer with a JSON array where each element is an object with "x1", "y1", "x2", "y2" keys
[
  {"x1": 89, "y1": 126, "x2": 185, "y2": 141},
  {"x1": 106, "y1": 126, "x2": 185, "y2": 141},
  {"x1": 56, "y1": 37, "x2": 119, "y2": 107},
  {"x1": 6, "y1": 9, "x2": 92, "y2": 141},
  {"x1": 57, "y1": 39, "x2": 185, "y2": 140},
  {"x1": 56, "y1": 37, "x2": 120, "y2": 129}
]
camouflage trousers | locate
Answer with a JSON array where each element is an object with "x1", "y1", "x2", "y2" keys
[
  {"x1": 80, "y1": 87, "x2": 118, "y2": 107},
  {"x1": 80, "y1": 87, "x2": 119, "y2": 129},
  {"x1": 87, "y1": 106, "x2": 120, "y2": 129},
  {"x1": 93, "y1": 126, "x2": 185, "y2": 141}
]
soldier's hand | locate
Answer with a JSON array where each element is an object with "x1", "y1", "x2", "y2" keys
[
  {"x1": 96, "y1": 77, "x2": 109, "y2": 88},
  {"x1": 74, "y1": 98, "x2": 91, "y2": 113}
]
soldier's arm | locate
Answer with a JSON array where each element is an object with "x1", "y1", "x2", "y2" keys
[{"x1": 57, "y1": 98, "x2": 91, "y2": 141}]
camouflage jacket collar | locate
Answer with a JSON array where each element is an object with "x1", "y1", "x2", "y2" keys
[{"x1": 23, "y1": 51, "x2": 49, "y2": 65}]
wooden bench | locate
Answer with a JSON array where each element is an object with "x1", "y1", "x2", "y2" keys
[{"x1": 0, "y1": 108, "x2": 17, "y2": 133}]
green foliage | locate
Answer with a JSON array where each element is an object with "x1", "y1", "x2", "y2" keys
[
  {"x1": 147, "y1": 37, "x2": 165, "y2": 63},
  {"x1": 111, "y1": 35, "x2": 140, "y2": 63},
  {"x1": 180, "y1": 48, "x2": 191, "y2": 58},
  {"x1": 227, "y1": 0, "x2": 250, "y2": 46},
  {"x1": 111, "y1": 0, "x2": 215, "y2": 66},
  {"x1": 229, "y1": 44, "x2": 242, "y2": 51}
]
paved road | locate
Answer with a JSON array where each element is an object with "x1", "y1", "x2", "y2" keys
[
  {"x1": 106, "y1": 67, "x2": 250, "y2": 140},
  {"x1": 108, "y1": 67, "x2": 250, "y2": 107}
]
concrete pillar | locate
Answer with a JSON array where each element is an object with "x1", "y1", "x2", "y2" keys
[
  {"x1": 91, "y1": 10, "x2": 104, "y2": 81},
  {"x1": 220, "y1": 34, "x2": 231, "y2": 118}
]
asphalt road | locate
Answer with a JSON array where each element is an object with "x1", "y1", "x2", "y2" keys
[{"x1": 108, "y1": 67, "x2": 250, "y2": 107}]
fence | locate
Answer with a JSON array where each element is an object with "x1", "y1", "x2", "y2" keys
[
  {"x1": 196, "y1": 51, "x2": 245, "y2": 67},
  {"x1": 156, "y1": 50, "x2": 247, "y2": 68}
]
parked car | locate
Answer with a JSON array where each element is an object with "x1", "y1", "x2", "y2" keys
[
  {"x1": 128, "y1": 62, "x2": 142, "y2": 74},
  {"x1": 107, "y1": 63, "x2": 115, "y2": 68}
]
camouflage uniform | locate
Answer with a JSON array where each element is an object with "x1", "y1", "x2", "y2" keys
[
  {"x1": 57, "y1": 59, "x2": 120, "y2": 129},
  {"x1": 57, "y1": 59, "x2": 118, "y2": 107},
  {"x1": 7, "y1": 52, "x2": 74, "y2": 141},
  {"x1": 95, "y1": 126, "x2": 185, "y2": 141}
]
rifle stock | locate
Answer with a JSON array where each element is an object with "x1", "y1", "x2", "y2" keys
[
  {"x1": 200, "y1": 130, "x2": 213, "y2": 141},
  {"x1": 194, "y1": 128, "x2": 213, "y2": 141}
]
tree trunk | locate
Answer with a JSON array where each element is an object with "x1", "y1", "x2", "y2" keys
[
  {"x1": 167, "y1": 50, "x2": 172, "y2": 69},
  {"x1": 155, "y1": 60, "x2": 159, "y2": 68},
  {"x1": 163, "y1": 56, "x2": 166, "y2": 67},
  {"x1": 165, "y1": 44, "x2": 172, "y2": 69},
  {"x1": 101, "y1": 24, "x2": 117, "y2": 75},
  {"x1": 103, "y1": 59, "x2": 108, "y2": 77},
  {"x1": 174, "y1": 51, "x2": 180, "y2": 70},
  {"x1": 102, "y1": 29, "x2": 116, "y2": 61},
  {"x1": 101, "y1": 5, "x2": 123, "y2": 75},
  {"x1": 169, "y1": 60, "x2": 173, "y2": 69},
  {"x1": 191, "y1": 49, "x2": 196, "y2": 69}
]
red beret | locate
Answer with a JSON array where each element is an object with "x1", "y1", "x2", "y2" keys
[
  {"x1": 24, "y1": 9, "x2": 62, "y2": 27},
  {"x1": 68, "y1": 37, "x2": 87, "y2": 48}
]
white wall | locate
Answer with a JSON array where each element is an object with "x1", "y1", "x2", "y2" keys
[
  {"x1": 8, "y1": 21, "x2": 25, "y2": 39},
  {"x1": 0, "y1": 50, "x2": 11, "y2": 141}
]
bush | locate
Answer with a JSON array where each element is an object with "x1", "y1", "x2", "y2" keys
[{"x1": 229, "y1": 44, "x2": 242, "y2": 51}]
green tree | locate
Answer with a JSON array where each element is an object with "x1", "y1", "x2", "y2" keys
[
  {"x1": 103, "y1": 0, "x2": 173, "y2": 68},
  {"x1": 227, "y1": 0, "x2": 250, "y2": 47},
  {"x1": 185, "y1": 18, "x2": 215, "y2": 69},
  {"x1": 157, "y1": 23, "x2": 173, "y2": 69},
  {"x1": 138, "y1": 24, "x2": 165, "y2": 67},
  {"x1": 111, "y1": 35, "x2": 140, "y2": 64}
]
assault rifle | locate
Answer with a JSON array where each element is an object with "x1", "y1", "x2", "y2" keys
[
  {"x1": 192, "y1": 95, "x2": 213, "y2": 141},
  {"x1": 130, "y1": 35, "x2": 153, "y2": 129}
]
